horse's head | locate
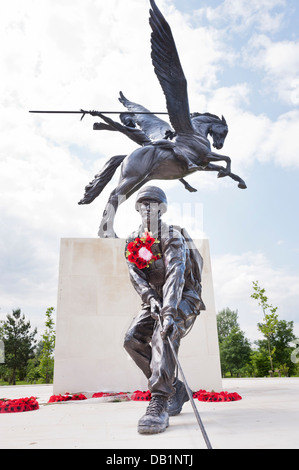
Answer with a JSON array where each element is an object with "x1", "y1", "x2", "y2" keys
[
  {"x1": 191, "y1": 113, "x2": 228, "y2": 150},
  {"x1": 209, "y1": 116, "x2": 228, "y2": 149}
]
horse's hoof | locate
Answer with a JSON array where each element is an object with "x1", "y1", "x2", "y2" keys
[
  {"x1": 238, "y1": 182, "x2": 247, "y2": 189},
  {"x1": 185, "y1": 185, "x2": 197, "y2": 193},
  {"x1": 98, "y1": 230, "x2": 118, "y2": 238},
  {"x1": 98, "y1": 231, "x2": 118, "y2": 239},
  {"x1": 78, "y1": 198, "x2": 89, "y2": 205},
  {"x1": 217, "y1": 170, "x2": 227, "y2": 178},
  {"x1": 99, "y1": 234, "x2": 119, "y2": 239}
]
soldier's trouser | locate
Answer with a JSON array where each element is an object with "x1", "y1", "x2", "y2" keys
[{"x1": 123, "y1": 306, "x2": 181, "y2": 399}]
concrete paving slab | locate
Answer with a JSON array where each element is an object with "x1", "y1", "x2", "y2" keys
[{"x1": 1, "y1": 378, "x2": 299, "y2": 449}]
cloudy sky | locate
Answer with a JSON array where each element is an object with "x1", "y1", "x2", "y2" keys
[{"x1": 1, "y1": 0, "x2": 298, "y2": 344}]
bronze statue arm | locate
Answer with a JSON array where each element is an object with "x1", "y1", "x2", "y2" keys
[
  {"x1": 82, "y1": 110, "x2": 151, "y2": 146},
  {"x1": 160, "y1": 232, "x2": 186, "y2": 318},
  {"x1": 93, "y1": 122, "x2": 117, "y2": 131}
]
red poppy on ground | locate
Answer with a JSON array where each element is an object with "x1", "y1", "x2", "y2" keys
[
  {"x1": 92, "y1": 389, "x2": 242, "y2": 402},
  {"x1": 0, "y1": 397, "x2": 39, "y2": 413},
  {"x1": 48, "y1": 393, "x2": 87, "y2": 403},
  {"x1": 131, "y1": 390, "x2": 152, "y2": 401},
  {"x1": 193, "y1": 390, "x2": 242, "y2": 402},
  {"x1": 0, "y1": 388, "x2": 241, "y2": 413},
  {"x1": 92, "y1": 392, "x2": 128, "y2": 399}
]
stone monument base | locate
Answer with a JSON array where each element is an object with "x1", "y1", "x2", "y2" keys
[{"x1": 53, "y1": 238, "x2": 222, "y2": 394}]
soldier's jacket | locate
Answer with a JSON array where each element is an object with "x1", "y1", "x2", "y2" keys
[{"x1": 125, "y1": 223, "x2": 206, "y2": 332}]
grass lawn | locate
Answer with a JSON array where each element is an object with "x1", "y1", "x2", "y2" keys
[{"x1": 0, "y1": 380, "x2": 33, "y2": 386}]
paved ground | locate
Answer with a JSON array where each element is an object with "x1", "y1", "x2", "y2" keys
[{"x1": 1, "y1": 378, "x2": 298, "y2": 449}]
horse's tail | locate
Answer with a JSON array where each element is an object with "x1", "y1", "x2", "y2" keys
[{"x1": 78, "y1": 154, "x2": 126, "y2": 205}]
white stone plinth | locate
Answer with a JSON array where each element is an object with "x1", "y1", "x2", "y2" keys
[{"x1": 53, "y1": 238, "x2": 222, "y2": 394}]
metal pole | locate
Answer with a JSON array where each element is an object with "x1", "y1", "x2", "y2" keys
[
  {"x1": 29, "y1": 110, "x2": 169, "y2": 115},
  {"x1": 158, "y1": 316, "x2": 213, "y2": 449}
]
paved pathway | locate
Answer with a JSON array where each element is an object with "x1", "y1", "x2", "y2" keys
[{"x1": 1, "y1": 378, "x2": 298, "y2": 449}]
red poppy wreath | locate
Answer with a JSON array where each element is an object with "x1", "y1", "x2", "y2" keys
[
  {"x1": 48, "y1": 393, "x2": 87, "y2": 403},
  {"x1": 0, "y1": 396, "x2": 39, "y2": 413},
  {"x1": 126, "y1": 232, "x2": 161, "y2": 269}
]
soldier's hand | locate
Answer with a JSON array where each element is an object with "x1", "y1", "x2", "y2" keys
[
  {"x1": 161, "y1": 315, "x2": 179, "y2": 342},
  {"x1": 150, "y1": 297, "x2": 161, "y2": 321}
]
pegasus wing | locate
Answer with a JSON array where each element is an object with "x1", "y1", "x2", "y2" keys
[
  {"x1": 119, "y1": 91, "x2": 173, "y2": 141},
  {"x1": 149, "y1": 0, "x2": 194, "y2": 135}
]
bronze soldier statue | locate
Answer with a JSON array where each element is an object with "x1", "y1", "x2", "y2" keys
[{"x1": 124, "y1": 185, "x2": 205, "y2": 434}]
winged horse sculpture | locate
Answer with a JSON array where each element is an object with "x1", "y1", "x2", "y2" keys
[{"x1": 79, "y1": 0, "x2": 246, "y2": 238}]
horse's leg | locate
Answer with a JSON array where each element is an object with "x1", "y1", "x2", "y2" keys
[
  {"x1": 179, "y1": 163, "x2": 227, "y2": 193},
  {"x1": 225, "y1": 172, "x2": 247, "y2": 189},
  {"x1": 125, "y1": 178, "x2": 150, "y2": 200},
  {"x1": 98, "y1": 194, "x2": 118, "y2": 238},
  {"x1": 179, "y1": 178, "x2": 197, "y2": 193},
  {"x1": 98, "y1": 176, "x2": 149, "y2": 238},
  {"x1": 206, "y1": 152, "x2": 231, "y2": 174},
  {"x1": 98, "y1": 145, "x2": 156, "y2": 238},
  {"x1": 205, "y1": 163, "x2": 247, "y2": 189}
]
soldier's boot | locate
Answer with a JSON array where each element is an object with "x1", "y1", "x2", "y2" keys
[
  {"x1": 138, "y1": 395, "x2": 169, "y2": 434},
  {"x1": 167, "y1": 379, "x2": 190, "y2": 416}
]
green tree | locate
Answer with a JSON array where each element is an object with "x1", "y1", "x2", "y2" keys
[
  {"x1": 255, "y1": 319, "x2": 297, "y2": 376},
  {"x1": 38, "y1": 307, "x2": 56, "y2": 383},
  {"x1": 0, "y1": 320, "x2": 4, "y2": 364},
  {"x1": 217, "y1": 308, "x2": 239, "y2": 343},
  {"x1": 250, "y1": 349, "x2": 271, "y2": 377},
  {"x1": 273, "y1": 320, "x2": 296, "y2": 372},
  {"x1": 251, "y1": 281, "x2": 279, "y2": 374},
  {"x1": 217, "y1": 308, "x2": 252, "y2": 377},
  {"x1": 2, "y1": 309, "x2": 37, "y2": 384},
  {"x1": 220, "y1": 327, "x2": 252, "y2": 377}
]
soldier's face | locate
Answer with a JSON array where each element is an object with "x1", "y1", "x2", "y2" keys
[{"x1": 138, "y1": 199, "x2": 161, "y2": 231}]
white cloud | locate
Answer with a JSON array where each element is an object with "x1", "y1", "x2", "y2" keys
[
  {"x1": 243, "y1": 35, "x2": 299, "y2": 106},
  {"x1": 196, "y1": 0, "x2": 286, "y2": 34},
  {"x1": 259, "y1": 110, "x2": 299, "y2": 167},
  {"x1": 212, "y1": 250, "x2": 299, "y2": 341}
]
